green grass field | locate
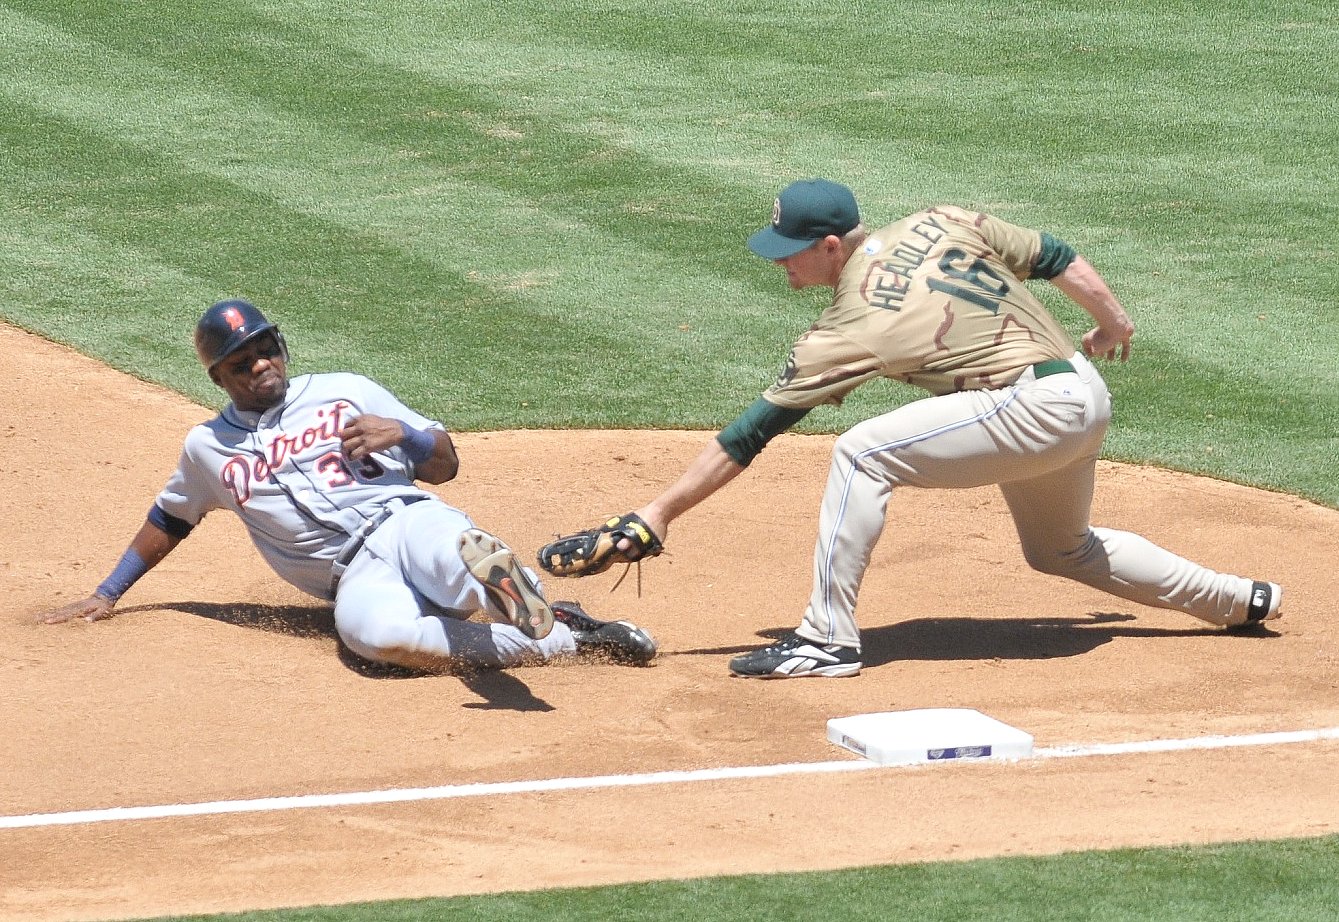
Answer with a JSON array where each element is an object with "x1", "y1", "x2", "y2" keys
[
  {"x1": 118, "y1": 836, "x2": 1339, "y2": 922},
  {"x1": 2, "y1": 0, "x2": 1336, "y2": 919}
]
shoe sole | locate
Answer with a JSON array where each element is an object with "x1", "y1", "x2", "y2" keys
[
  {"x1": 458, "y1": 529, "x2": 554, "y2": 640},
  {"x1": 731, "y1": 662, "x2": 862, "y2": 679}
]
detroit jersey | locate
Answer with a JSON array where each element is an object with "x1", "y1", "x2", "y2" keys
[
  {"x1": 766, "y1": 206, "x2": 1077, "y2": 407},
  {"x1": 155, "y1": 372, "x2": 442, "y2": 599}
]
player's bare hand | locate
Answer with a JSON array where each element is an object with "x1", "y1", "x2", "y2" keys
[
  {"x1": 1082, "y1": 325, "x2": 1133, "y2": 362},
  {"x1": 39, "y1": 595, "x2": 115, "y2": 624},
  {"x1": 338, "y1": 415, "x2": 403, "y2": 461}
]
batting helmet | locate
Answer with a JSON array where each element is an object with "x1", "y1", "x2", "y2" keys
[{"x1": 194, "y1": 299, "x2": 288, "y2": 370}]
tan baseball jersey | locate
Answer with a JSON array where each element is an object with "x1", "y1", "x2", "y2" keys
[{"x1": 765, "y1": 206, "x2": 1078, "y2": 406}]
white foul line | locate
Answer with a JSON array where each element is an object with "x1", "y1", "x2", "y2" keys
[
  {"x1": 4, "y1": 726, "x2": 1337, "y2": 831},
  {"x1": 1035, "y1": 725, "x2": 1339, "y2": 758}
]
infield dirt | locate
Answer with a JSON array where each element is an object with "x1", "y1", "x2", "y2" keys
[{"x1": 4, "y1": 322, "x2": 1338, "y2": 921}]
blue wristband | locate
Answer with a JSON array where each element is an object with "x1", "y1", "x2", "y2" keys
[
  {"x1": 95, "y1": 548, "x2": 150, "y2": 603},
  {"x1": 398, "y1": 422, "x2": 437, "y2": 464}
]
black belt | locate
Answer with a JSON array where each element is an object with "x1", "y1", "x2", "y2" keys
[
  {"x1": 329, "y1": 495, "x2": 431, "y2": 595},
  {"x1": 1031, "y1": 358, "x2": 1076, "y2": 379}
]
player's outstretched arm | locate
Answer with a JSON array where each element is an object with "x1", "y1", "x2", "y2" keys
[
  {"x1": 38, "y1": 520, "x2": 181, "y2": 624},
  {"x1": 635, "y1": 438, "x2": 747, "y2": 544},
  {"x1": 539, "y1": 438, "x2": 746, "y2": 576},
  {"x1": 1050, "y1": 255, "x2": 1135, "y2": 362}
]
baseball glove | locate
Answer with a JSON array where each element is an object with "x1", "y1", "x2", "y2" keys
[{"x1": 538, "y1": 512, "x2": 664, "y2": 578}]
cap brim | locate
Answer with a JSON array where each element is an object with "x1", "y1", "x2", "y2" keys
[{"x1": 747, "y1": 226, "x2": 818, "y2": 260}]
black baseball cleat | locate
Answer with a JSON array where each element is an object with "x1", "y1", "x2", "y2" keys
[
  {"x1": 729, "y1": 631, "x2": 862, "y2": 678},
  {"x1": 552, "y1": 601, "x2": 658, "y2": 665}
]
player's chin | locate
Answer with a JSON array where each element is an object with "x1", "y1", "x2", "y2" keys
[{"x1": 252, "y1": 376, "x2": 288, "y2": 405}]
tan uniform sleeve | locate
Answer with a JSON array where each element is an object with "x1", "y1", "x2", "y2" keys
[
  {"x1": 763, "y1": 328, "x2": 885, "y2": 410},
  {"x1": 961, "y1": 210, "x2": 1044, "y2": 280}
]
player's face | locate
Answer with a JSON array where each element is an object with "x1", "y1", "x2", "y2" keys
[
  {"x1": 775, "y1": 236, "x2": 842, "y2": 289},
  {"x1": 211, "y1": 333, "x2": 288, "y2": 411}
]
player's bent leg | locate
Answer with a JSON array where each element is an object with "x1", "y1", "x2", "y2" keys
[
  {"x1": 799, "y1": 421, "x2": 895, "y2": 648},
  {"x1": 435, "y1": 619, "x2": 574, "y2": 668},
  {"x1": 362, "y1": 502, "x2": 556, "y2": 641},
  {"x1": 1026, "y1": 526, "x2": 1278, "y2": 628},
  {"x1": 340, "y1": 613, "x2": 576, "y2": 671},
  {"x1": 1003, "y1": 463, "x2": 1281, "y2": 628},
  {"x1": 334, "y1": 544, "x2": 575, "y2": 669}
]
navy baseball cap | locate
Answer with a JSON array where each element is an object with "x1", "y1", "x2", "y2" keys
[{"x1": 747, "y1": 179, "x2": 861, "y2": 259}]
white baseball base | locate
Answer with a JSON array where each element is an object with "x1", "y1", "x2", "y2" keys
[{"x1": 827, "y1": 708, "x2": 1034, "y2": 765}]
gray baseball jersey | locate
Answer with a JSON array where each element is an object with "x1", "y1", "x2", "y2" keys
[
  {"x1": 158, "y1": 372, "x2": 436, "y2": 600},
  {"x1": 155, "y1": 372, "x2": 573, "y2": 667}
]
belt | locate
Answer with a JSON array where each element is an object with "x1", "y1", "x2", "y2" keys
[
  {"x1": 1031, "y1": 358, "x2": 1076, "y2": 379},
  {"x1": 329, "y1": 495, "x2": 430, "y2": 595}
]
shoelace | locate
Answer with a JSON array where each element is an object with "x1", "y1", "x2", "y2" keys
[{"x1": 609, "y1": 559, "x2": 641, "y2": 595}]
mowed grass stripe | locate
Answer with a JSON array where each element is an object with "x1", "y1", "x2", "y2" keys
[
  {"x1": 268, "y1": 0, "x2": 1338, "y2": 395},
  {"x1": 0, "y1": 96, "x2": 514, "y2": 410},
  {"x1": 1, "y1": 0, "x2": 1336, "y2": 491},
  {"x1": 0, "y1": 9, "x2": 801, "y2": 423},
  {"x1": 8, "y1": 0, "x2": 1332, "y2": 341},
  {"x1": 6, "y1": 0, "x2": 1334, "y2": 324},
  {"x1": 1, "y1": 2, "x2": 772, "y2": 276},
  {"x1": 0, "y1": 129, "x2": 652, "y2": 426},
  {"x1": 0, "y1": 8, "x2": 613, "y2": 274}
]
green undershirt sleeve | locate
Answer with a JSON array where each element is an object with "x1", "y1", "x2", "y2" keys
[
  {"x1": 1033, "y1": 232, "x2": 1078, "y2": 280},
  {"x1": 716, "y1": 397, "x2": 812, "y2": 467}
]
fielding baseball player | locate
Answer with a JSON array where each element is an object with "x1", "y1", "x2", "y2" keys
[
  {"x1": 540, "y1": 179, "x2": 1282, "y2": 678},
  {"x1": 40, "y1": 299, "x2": 656, "y2": 670}
]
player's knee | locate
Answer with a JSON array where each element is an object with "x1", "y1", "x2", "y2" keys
[
  {"x1": 1020, "y1": 545, "x2": 1066, "y2": 575},
  {"x1": 1019, "y1": 531, "x2": 1098, "y2": 577},
  {"x1": 832, "y1": 426, "x2": 873, "y2": 464},
  {"x1": 336, "y1": 616, "x2": 421, "y2": 665},
  {"x1": 831, "y1": 423, "x2": 920, "y2": 487},
  {"x1": 832, "y1": 428, "x2": 889, "y2": 479}
]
